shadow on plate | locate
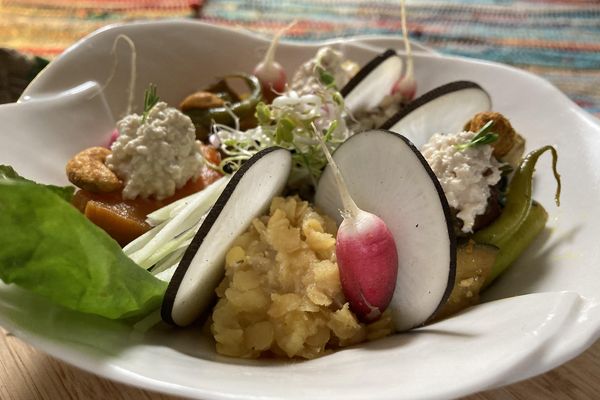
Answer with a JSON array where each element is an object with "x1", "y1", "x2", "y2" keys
[
  {"x1": 0, "y1": 285, "x2": 136, "y2": 358},
  {"x1": 483, "y1": 224, "x2": 582, "y2": 302}
]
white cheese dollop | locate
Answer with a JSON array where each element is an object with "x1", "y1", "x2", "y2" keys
[
  {"x1": 106, "y1": 102, "x2": 203, "y2": 200},
  {"x1": 421, "y1": 131, "x2": 503, "y2": 233}
]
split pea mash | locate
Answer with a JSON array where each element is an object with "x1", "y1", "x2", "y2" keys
[{"x1": 211, "y1": 196, "x2": 393, "y2": 359}]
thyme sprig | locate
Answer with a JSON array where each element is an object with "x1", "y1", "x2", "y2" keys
[
  {"x1": 455, "y1": 120, "x2": 499, "y2": 151},
  {"x1": 142, "y1": 83, "x2": 160, "y2": 123}
]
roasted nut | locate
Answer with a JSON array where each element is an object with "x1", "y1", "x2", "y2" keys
[
  {"x1": 179, "y1": 91, "x2": 225, "y2": 112},
  {"x1": 66, "y1": 147, "x2": 123, "y2": 192},
  {"x1": 464, "y1": 111, "x2": 516, "y2": 158}
]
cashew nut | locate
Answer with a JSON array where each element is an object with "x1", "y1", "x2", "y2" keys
[
  {"x1": 66, "y1": 147, "x2": 123, "y2": 192},
  {"x1": 180, "y1": 91, "x2": 225, "y2": 112},
  {"x1": 464, "y1": 111, "x2": 516, "y2": 158}
]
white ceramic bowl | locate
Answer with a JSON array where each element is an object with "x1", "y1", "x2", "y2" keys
[{"x1": 1, "y1": 20, "x2": 600, "y2": 400}]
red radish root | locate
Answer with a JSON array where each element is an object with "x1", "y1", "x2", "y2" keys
[
  {"x1": 336, "y1": 209, "x2": 398, "y2": 321},
  {"x1": 253, "y1": 21, "x2": 296, "y2": 103},
  {"x1": 312, "y1": 123, "x2": 398, "y2": 322}
]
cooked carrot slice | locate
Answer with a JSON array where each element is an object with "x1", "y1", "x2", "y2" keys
[
  {"x1": 199, "y1": 143, "x2": 222, "y2": 165},
  {"x1": 85, "y1": 200, "x2": 151, "y2": 246},
  {"x1": 73, "y1": 173, "x2": 221, "y2": 245}
]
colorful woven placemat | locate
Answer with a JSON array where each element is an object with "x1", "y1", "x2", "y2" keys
[{"x1": 1, "y1": 0, "x2": 599, "y2": 117}]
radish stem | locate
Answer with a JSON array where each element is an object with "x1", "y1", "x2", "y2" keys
[
  {"x1": 263, "y1": 20, "x2": 296, "y2": 68},
  {"x1": 253, "y1": 20, "x2": 297, "y2": 101},
  {"x1": 400, "y1": 0, "x2": 413, "y2": 84},
  {"x1": 392, "y1": 0, "x2": 416, "y2": 99},
  {"x1": 100, "y1": 34, "x2": 137, "y2": 116},
  {"x1": 311, "y1": 122, "x2": 360, "y2": 219}
]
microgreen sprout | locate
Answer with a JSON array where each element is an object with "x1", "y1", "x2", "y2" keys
[
  {"x1": 255, "y1": 102, "x2": 271, "y2": 125},
  {"x1": 316, "y1": 66, "x2": 336, "y2": 89},
  {"x1": 142, "y1": 83, "x2": 160, "y2": 123},
  {"x1": 210, "y1": 79, "x2": 351, "y2": 191},
  {"x1": 324, "y1": 120, "x2": 338, "y2": 142},
  {"x1": 455, "y1": 120, "x2": 499, "y2": 151},
  {"x1": 274, "y1": 117, "x2": 296, "y2": 144}
]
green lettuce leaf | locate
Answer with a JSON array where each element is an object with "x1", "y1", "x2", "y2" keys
[
  {"x1": 0, "y1": 164, "x2": 75, "y2": 201},
  {"x1": 0, "y1": 180, "x2": 167, "y2": 320}
]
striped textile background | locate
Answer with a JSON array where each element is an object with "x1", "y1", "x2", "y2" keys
[{"x1": 0, "y1": 0, "x2": 598, "y2": 117}]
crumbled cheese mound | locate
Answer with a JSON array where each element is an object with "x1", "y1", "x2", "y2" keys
[
  {"x1": 106, "y1": 102, "x2": 203, "y2": 200},
  {"x1": 421, "y1": 131, "x2": 503, "y2": 233},
  {"x1": 291, "y1": 47, "x2": 358, "y2": 95}
]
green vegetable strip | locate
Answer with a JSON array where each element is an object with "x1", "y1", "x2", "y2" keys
[
  {"x1": 485, "y1": 201, "x2": 548, "y2": 286},
  {"x1": 128, "y1": 176, "x2": 228, "y2": 269},
  {"x1": 123, "y1": 220, "x2": 167, "y2": 256},
  {"x1": 145, "y1": 176, "x2": 229, "y2": 225},
  {"x1": 152, "y1": 246, "x2": 187, "y2": 277},
  {"x1": 0, "y1": 181, "x2": 167, "y2": 320},
  {"x1": 143, "y1": 230, "x2": 195, "y2": 269},
  {"x1": 473, "y1": 145, "x2": 561, "y2": 248}
]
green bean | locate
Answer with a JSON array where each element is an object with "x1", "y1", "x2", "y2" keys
[
  {"x1": 473, "y1": 145, "x2": 561, "y2": 248},
  {"x1": 485, "y1": 200, "x2": 548, "y2": 286}
]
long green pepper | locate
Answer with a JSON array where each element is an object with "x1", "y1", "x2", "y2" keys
[
  {"x1": 486, "y1": 200, "x2": 548, "y2": 285},
  {"x1": 473, "y1": 145, "x2": 561, "y2": 249}
]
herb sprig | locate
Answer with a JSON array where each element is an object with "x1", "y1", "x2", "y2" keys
[
  {"x1": 455, "y1": 120, "x2": 498, "y2": 151},
  {"x1": 142, "y1": 84, "x2": 160, "y2": 123}
]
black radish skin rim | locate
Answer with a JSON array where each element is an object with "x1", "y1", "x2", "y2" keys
[
  {"x1": 380, "y1": 81, "x2": 490, "y2": 130},
  {"x1": 340, "y1": 49, "x2": 404, "y2": 116},
  {"x1": 161, "y1": 146, "x2": 291, "y2": 326},
  {"x1": 340, "y1": 48, "x2": 397, "y2": 97},
  {"x1": 404, "y1": 125, "x2": 458, "y2": 325},
  {"x1": 315, "y1": 129, "x2": 457, "y2": 331}
]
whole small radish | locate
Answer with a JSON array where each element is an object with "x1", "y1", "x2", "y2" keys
[
  {"x1": 107, "y1": 128, "x2": 119, "y2": 148},
  {"x1": 392, "y1": 0, "x2": 416, "y2": 101},
  {"x1": 392, "y1": 71, "x2": 416, "y2": 101},
  {"x1": 313, "y1": 123, "x2": 398, "y2": 322},
  {"x1": 253, "y1": 21, "x2": 296, "y2": 103}
]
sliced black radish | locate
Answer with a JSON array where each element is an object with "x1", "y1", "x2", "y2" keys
[
  {"x1": 340, "y1": 49, "x2": 403, "y2": 116},
  {"x1": 314, "y1": 130, "x2": 456, "y2": 331},
  {"x1": 161, "y1": 147, "x2": 292, "y2": 327},
  {"x1": 380, "y1": 81, "x2": 492, "y2": 148}
]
